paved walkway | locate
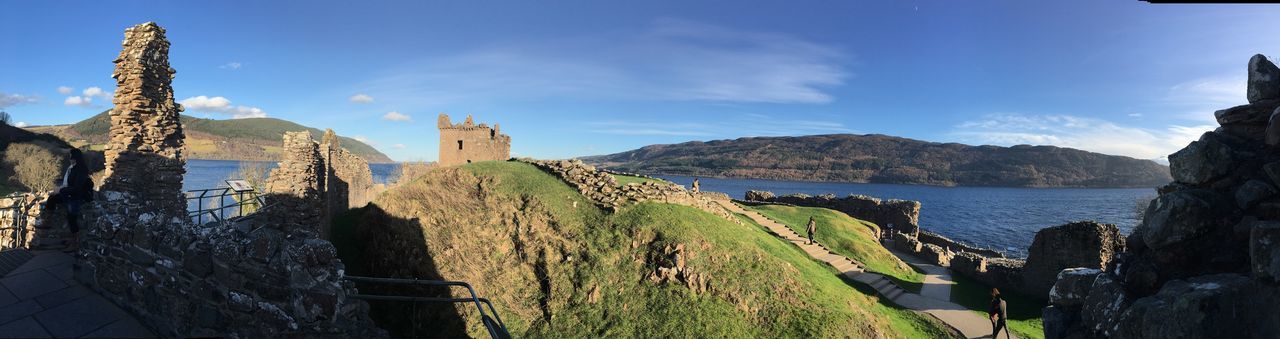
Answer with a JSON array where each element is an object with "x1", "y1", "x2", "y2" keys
[
  {"x1": 889, "y1": 246, "x2": 954, "y2": 302},
  {"x1": 0, "y1": 250, "x2": 155, "y2": 338},
  {"x1": 718, "y1": 201, "x2": 1014, "y2": 339}
]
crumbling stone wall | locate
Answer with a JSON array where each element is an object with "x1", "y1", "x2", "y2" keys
[
  {"x1": 98, "y1": 22, "x2": 186, "y2": 222},
  {"x1": 745, "y1": 190, "x2": 921, "y2": 236},
  {"x1": 321, "y1": 129, "x2": 374, "y2": 213},
  {"x1": 438, "y1": 114, "x2": 510, "y2": 167},
  {"x1": 78, "y1": 22, "x2": 384, "y2": 339},
  {"x1": 522, "y1": 159, "x2": 745, "y2": 224},
  {"x1": 265, "y1": 131, "x2": 328, "y2": 235},
  {"x1": 1044, "y1": 54, "x2": 1280, "y2": 339},
  {"x1": 0, "y1": 193, "x2": 70, "y2": 250}
]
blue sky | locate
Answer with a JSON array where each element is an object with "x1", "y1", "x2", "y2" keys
[{"x1": 2, "y1": 1, "x2": 1278, "y2": 162}]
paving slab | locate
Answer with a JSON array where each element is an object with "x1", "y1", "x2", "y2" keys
[
  {"x1": 0, "y1": 269, "x2": 68, "y2": 301},
  {"x1": 6, "y1": 251, "x2": 74, "y2": 276},
  {"x1": 0, "y1": 316, "x2": 51, "y2": 338},
  {"x1": 0, "y1": 299, "x2": 43, "y2": 325},
  {"x1": 82, "y1": 317, "x2": 157, "y2": 338},
  {"x1": 34, "y1": 294, "x2": 128, "y2": 338},
  {"x1": 34, "y1": 285, "x2": 92, "y2": 309}
]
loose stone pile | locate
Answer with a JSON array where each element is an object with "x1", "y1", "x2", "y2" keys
[
  {"x1": 1044, "y1": 54, "x2": 1280, "y2": 339},
  {"x1": 78, "y1": 22, "x2": 384, "y2": 338}
]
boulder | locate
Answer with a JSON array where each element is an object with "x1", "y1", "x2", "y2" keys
[
  {"x1": 1139, "y1": 190, "x2": 1221, "y2": 249},
  {"x1": 1043, "y1": 305, "x2": 1084, "y2": 339},
  {"x1": 1216, "y1": 101, "x2": 1280, "y2": 125},
  {"x1": 1081, "y1": 273, "x2": 1129, "y2": 337},
  {"x1": 1113, "y1": 274, "x2": 1280, "y2": 339},
  {"x1": 893, "y1": 232, "x2": 921, "y2": 253},
  {"x1": 1169, "y1": 133, "x2": 1236, "y2": 185},
  {"x1": 744, "y1": 190, "x2": 775, "y2": 202},
  {"x1": 1049, "y1": 268, "x2": 1101, "y2": 307},
  {"x1": 1250, "y1": 221, "x2": 1280, "y2": 282},
  {"x1": 1022, "y1": 221, "x2": 1125, "y2": 299},
  {"x1": 1235, "y1": 179, "x2": 1277, "y2": 209},
  {"x1": 950, "y1": 251, "x2": 987, "y2": 276},
  {"x1": 1249, "y1": 54, "x2": 1280, "y2": 103}
]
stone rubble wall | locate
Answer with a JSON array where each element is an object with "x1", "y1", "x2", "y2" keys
[
  {"x1": 265, "y1": 131, "x2": 328, "y2": 235},
  {"x1": 320, "y1": 129, "x2": 374, "y2": 214},
  {"x1": 1044, "y1": 54, "x2": 1280, "y2": 339},
  {"x1": 437, "y1": 114, "x2": 511, "y2": 167},
  {"x1": 77, "y1": 22, "x2": 384, "y2": 339},
  {"x1": 744, "y1": 190, "x2": 921, "y2": 236},
  {"x1": 521, "y1": 159, "x2": 745, "y2": 224}
]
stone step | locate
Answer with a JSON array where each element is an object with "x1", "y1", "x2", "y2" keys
[
  {"x1": 832, "y1": 261, "x2": 857, "y2": 272},
  {"x1": 870, "y1": 277, "x2": 891, "y2": 290},
  {"x1": 884, "y1": 287, "x2": 906, "y2": 301}
]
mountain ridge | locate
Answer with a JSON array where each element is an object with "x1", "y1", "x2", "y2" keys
[
  {"x1": 584, "y1": 133, "x2": 1171, "y2": 188},
  {"x1": 28, "y1": 111, "x2": 393, "y2": 163}
]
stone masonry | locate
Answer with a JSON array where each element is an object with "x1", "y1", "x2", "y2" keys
[
  {"x1": 438, "y1": 113, "x2": 511, "y2": 167},
  {"x1": 76, "y1": 22, "x2": 384, "y2": 338},
  {"x1": 98, "y1": 22, "x2": 186, "y2": 222},
  {"x1": 265, "y1": 131, "x2": 329, "y2": 235},
  {"x1": 522, "y1": 158, "x2": 745, "y2": 223},
  {"x1": 320, "y1": 129, "x2": 375, "y2": 214},
  {"x1": 1044, "y1": 54, "x2": 1280, "y2": 339}
]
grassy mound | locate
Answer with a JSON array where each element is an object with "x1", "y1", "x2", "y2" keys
[
  {"x1": 336, "y1": 161, "x2": 957, "y2": 338},
  {"x1": 743, "y1": 204, "x2": 925, "y2": 291},
  {"x1": 951, "y1": 274, "x2": 1045, "y2": 339}
]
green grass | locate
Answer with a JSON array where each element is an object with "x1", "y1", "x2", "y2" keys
[
  {"x1": 743, "y1": 203, "x2": 925, "y2": 292},
  {"x1": 610, "y1": 173, "x2": 666, "y2": 186},
  {"x1": 339, "y1": 160, "x2": 958, "y2": 338},
  {"x1": 950, "y1": 273, "x2": 1045, "y2": 339}
]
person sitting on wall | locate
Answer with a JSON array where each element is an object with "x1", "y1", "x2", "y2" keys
[{"x1": 45, "y1": 148, "x2": 94, "y2": 252}]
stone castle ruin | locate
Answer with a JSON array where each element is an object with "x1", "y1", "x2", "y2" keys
[
  {"x1": 1042, "y1": 54, "x2": 1280, "y2": 338},
  {"x1": 437, "y1": 113, "x2": 510, "y2": 167},
  {"x1": 263, "y1": 129, "x2": 374, "y2": 239},
  {"x1": 70, "y1": 22, "x2": 383, "y2": 338}
]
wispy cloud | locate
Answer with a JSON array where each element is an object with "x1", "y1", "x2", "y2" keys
[
  {"x1": 382, "y1": 111, "x2": 411, "y2": 121},
  {"x1": 356, "y1": 18, "x2": 849, "y2": 107},
  {"x1": 1161, "y1": 74, "x2": 1247, "y2": 124},
  {"x1": 63, "y1": 96, "x2": 93, "y2": 107},
  {"x1": 56, "y1": 86, "x2": 73, "y2": 95},
  {"x1": 349, "y1": 94, "x2": 374, "y2": 103},
  {"x1": 951, "y1": 113, "x2": 1212, "y2": 162},
  {"x1": 585, "y1": 113, "x2": 856, "y2": 137},
  {"x1": 179, "y1": 95, "x2": 267, "y2": 119},
  {"x1": 220, "y1": 62, "x2": 242, "y2": 70},
  {"x1": 0, "y1": 92, "x2": 38, "y2": 108}
]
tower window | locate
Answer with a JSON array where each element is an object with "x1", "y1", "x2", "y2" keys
[{"x1": 458, "y1": 140, "x2": 464, "y2": 150}]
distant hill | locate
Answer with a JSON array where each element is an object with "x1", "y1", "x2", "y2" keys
[
  {"x1": 29, "y1": 111, "x2": 392, "y2": 163},
  {"x1": 585, "y1": 134, "x2": 1171, "y2": 188}
]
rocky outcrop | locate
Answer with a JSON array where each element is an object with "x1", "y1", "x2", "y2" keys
[
  {"x1": 745, "y1": 191, "x2": 921, "y2": 236},
  {"x1": 1045, "y1": 54, "x2": 1280, "y2": 339},
  {"x1": 1022, "y1": 221, "x2": 1124, "y2": 298}
]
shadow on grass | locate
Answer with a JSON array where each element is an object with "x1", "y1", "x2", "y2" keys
[
  {"x1": 950, "y1": 272, "x2": 1045, "y2": 339},
  {"x1": 332, "y1": 204, "x2": 470, "y2": 339}
]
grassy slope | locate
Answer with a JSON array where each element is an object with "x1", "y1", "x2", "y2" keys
[
  {"x1": 744, "y1": 204, "x2": 925, "y2": 292},
  {"x1": 951, "y1": 273, "x2": 1045, "y2": 339},
  {"x1": 338, "y1": 161, "x2": 957, "y2": 338}
]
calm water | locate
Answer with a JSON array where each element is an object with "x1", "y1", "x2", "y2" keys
[
  {"x1": 658, "y1": 175, "x2": 1156, "y2": 258},
  {"x1": 182, "y1": 159, "x2": 401, "y2": 192}
]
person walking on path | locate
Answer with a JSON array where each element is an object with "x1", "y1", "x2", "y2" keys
[
  {"x1": 806, "y1": 216, "x2": 817, "y2": 245},
  {"x1": 44, "y1": 148, "x2": 94, "y2": 252},
  {"x1": 989, "y1": 288, "x2": 1010, "y2": 339}
]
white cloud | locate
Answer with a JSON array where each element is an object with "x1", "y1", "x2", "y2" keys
[
  {"x1": 82, "y1": 86, "x2": 110, "y2": 98},
  {"x1": 14, "y1": 122, "x2": 27, "y2": 128},
  {"x1": 0, "y1": 92, "x2": 38, "y2": 108},
  {"x1": 382, "y1": 111, "x2": 411, "y2": 122},
  {"x1": 951, "y1": 113, "x2": 1213, "y2": 161},
  {"x1": 220, "y1": 62, "x2": 242, "y2": 70},
  {"x1": 179, "y1": 95, "x2": 267, "y2": 119},
  {"x1": 57, "y1": 86, "x2": 73, "y2": 95},
  {"x1": 356, "y1": 18, "x2": 848, "y2": 106},
  {"x1": 64, "y1": 96, "x2": 92, "y2": 107},
  {"x1": 349, "y1": 94, "x2": 374, "y2": 103},
  {"x1": 392, "y1": 143, "x2": 406, "y2": 149}
]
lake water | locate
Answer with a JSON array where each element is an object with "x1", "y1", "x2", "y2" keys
[
  {"x1": 657, "y1": 175, "x2": 1156, "y2": 258},
  {"x1": 183, "y1": 159, "x2": 401, "y2": 192}
]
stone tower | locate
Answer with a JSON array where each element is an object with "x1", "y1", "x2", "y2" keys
[
  {"x1": 437, "y1": 113, "x2": 510, "y2": 166},
  {"x1": 99, "y1": 21, "x2": 187, "y2": 220}
]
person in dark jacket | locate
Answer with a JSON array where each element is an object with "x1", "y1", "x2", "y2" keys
[
  {"x1": 806, "y1": 216, "x2": 817, "y2": 245},
  {"x1": 45, "y1": 148, "x2": 93, "y2": 252},
  {"x1": 989, "y1": 287, "x2": 1010, "y2": 339}
]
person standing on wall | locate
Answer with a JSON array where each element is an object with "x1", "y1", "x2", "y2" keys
[
  {"x1": 989, "y1": 288, "x2": 1010, "y2": 339},
  {"x1": 45, "y1": 148, "x2": 94, "y2": 252},
  {"x1": 691, "y1": 177, "x2": 700, "y2": 193},
  {"x1": 806, "y1": 216, "x2": 817, "y2": 245}
]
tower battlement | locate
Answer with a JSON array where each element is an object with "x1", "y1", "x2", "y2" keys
[{"x1": 437, "y1": 113, "x2": 511, "y2": 166}]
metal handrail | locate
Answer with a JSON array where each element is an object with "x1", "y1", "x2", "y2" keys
[
  {"x1": 344, "y1": 275, "x2": 511, "y2": 339},
  {"x1": 184, "y1": 186, "x2": 262, "y2": 225}
]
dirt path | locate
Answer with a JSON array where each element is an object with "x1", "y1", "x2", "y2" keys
[{"x1": 718, "y1": 201, "x2": 1015, "y2": 339}]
